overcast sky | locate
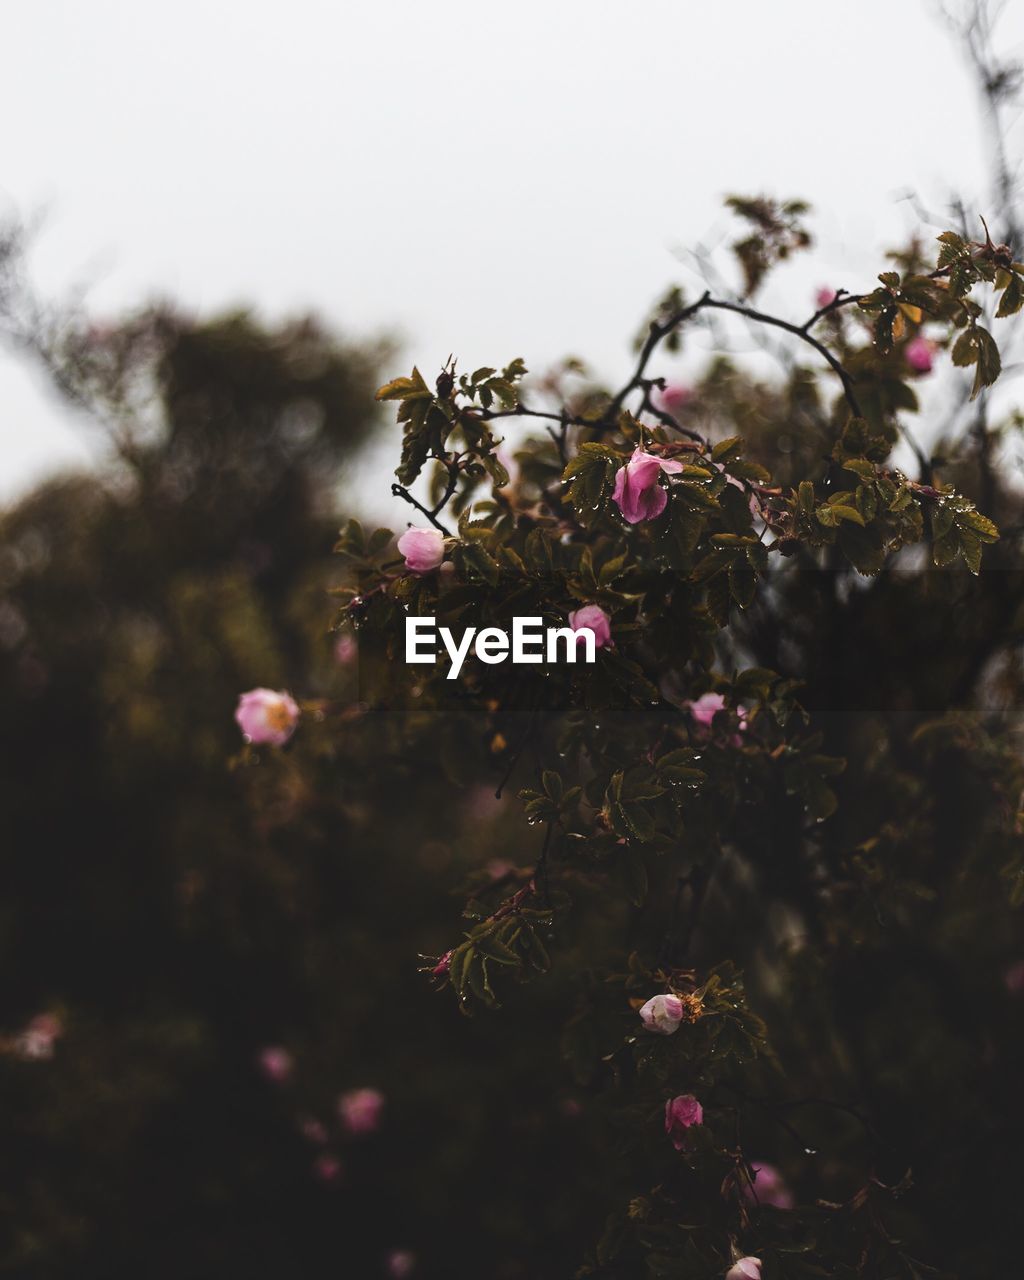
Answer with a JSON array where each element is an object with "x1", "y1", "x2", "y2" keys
[{"x1": 2, "y1": 0, "x2": 1022, "y2": 516}]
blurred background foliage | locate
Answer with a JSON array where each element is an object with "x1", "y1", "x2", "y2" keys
[{"x1": 0, "y1": 296, "x2": 626, "y2": 1277}]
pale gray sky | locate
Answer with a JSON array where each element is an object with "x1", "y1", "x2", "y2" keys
[{"x1": 1, "y1": 0, "x2": 1021, "y2": 515}]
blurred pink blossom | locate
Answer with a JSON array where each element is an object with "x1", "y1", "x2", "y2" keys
[
  {"x1": 333, "y1": 633, "x2": 358, "y2": 665},
  {"x1": 1005, "y1": 959, "x2": 1024, "y2": 994},
  {"x1": 657, "y1": 383, "x2": 694, "y2": 413},
  {"x1": 313, "y1": 1153, "x2": 342, "y2": 1183},
  {"x1": 15, "y1": 1012, "x2": 62, "y2": 1061},
  {"x1": 905, "y1": 336, "x2": 935, "y2": 374},
  {"x1": 235, "y1": 689, "x2": 300, "y2": 747},
  {"x1": 386, "y1": 1251, "x2": 417, "y2": 1278},
  {"x1": 742, "y1": 1161, "x2": 794, "y2": 1210},
  {"x1": 298, "y1": 1115, "x2": 329, "y2": 1145},
  {"x1": 726, "y1": 1259, "x2": 762, "y2": 1280},
  {"x1": 256, "y1": 1045, "x2": 293, "y2": 1084},
  {"x1": 815, "y1": 286, "x2": 837, "y2": 309},
  {"x1": 339, "y1": 1086, "x2": 385, "y2": 1135}
]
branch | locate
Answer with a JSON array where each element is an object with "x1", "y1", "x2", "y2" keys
[
  {"x1": 604, "y1": 288, "x2": 864, "y2": 426},
  {"x1": 391, "y1": 481, "x2": 453, "y2": 535}
]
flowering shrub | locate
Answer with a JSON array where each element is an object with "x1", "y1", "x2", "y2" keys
[{"x1": 312, "y1": 201, "x2": 1024, "y2": 1276}]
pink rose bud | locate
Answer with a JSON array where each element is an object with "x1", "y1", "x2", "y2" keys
[
  {"x1": 726, "y1": 1259, "x2": 762, "y2": 1280},
  {"x1": 398, "y1": 526, "x2": 445, "y2": 573},
  {"x1": 905, "y1": 335, "x2": 934, "y2": 374},
  {"x1": 815, "y1": 286, "x2": 837, "y2": 309},
  {"x1": 235, "y1": 689, "x2": 300, "y2": 747},
  {"x1": 639, "y1": 993, "x2": 685, "y2": 1035},
  {"x1": 338, "y1": 1086, "x2": 385, "y2": 1135},
  {"x1": 665, "y1": 1093, "x2": 704, "y2": 1148},
  {"x1": 386, "y1": 1251, "x2": 417, "y2": 1278},
  {"x1": 313, "y1": 1153, "x2": 342, "y2": 1183},
  {"x1": 256, "y1": 1045, "x2": 293, "y2": 1084},
  {"x1": 611, "y1": 448, "x2": 684, "y2": 524},
  {"x1": 568, "y1": 604, "x2": 612, "y2": 650},
  {"x1": 657, "y1": 383, "x2": 693, "y2": 413},
  {"x1": 742, "y1": 1161, "x2": 794, "y2": 1210}
]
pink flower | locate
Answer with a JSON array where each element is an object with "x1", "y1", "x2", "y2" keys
[
  {"x1": 639, "y1": 993, "x2": 685, "y2": 1035},
  {"x1": 742, "y1": 1161, "x2": 794, "y2": 1210},
  {"x1": 657, "y1": 383, "x2": 693, "y2": 414},
  {"x1": 14, "y1": 1012, "x2": 62, "y2": 1061},
  {"x1": 333, "y1": 633, "x2": 357, "y2": 665},
  {"x1": 313, "y1": 1153, "x2": 342, "y2": 1183},
  {"x1": 298, "y1": 1115, "x2": 329, "y2": 1145},
  {"x1": 611, "y1": 448, "x2": 684, "y2": 523},
  {"x1": 386, "y1": 1251, "x2": 417, "y2": 1278},
  {"x1": 398, "y1": 526, "x2": 445, "y2": 573},
  {"x1": 1005, "y1": 960, "x2": 1024, "y2": 995},
  {"x1": 665, "y1": 1094, "x2": 704, "y2": 1149},
  {"x1": 726, "y1": 1259, "x2": 762, "y2": 1280},
  {"x1": 235, "y1": 688, "x2": 300, "y2": 747},
  {"x1": 256, "y1": 1045, "x2": 293, "y2": 1084},
  {"x1": 905, "y1": 335, "x2": 935, "y2": 374},
  {"x1": 338, "y1": 1086, "x2": 385, "y2": 1135},
  {"x1": 815, "y1": 286, "x2": 837, "y2": 309},
  {"x1": 568, "y1": 604, "x2": 612, "y2": 650},
  {"x1": 687, "y1": 691, "x2": 727, "y2": 726},
  {"x1": 685, "y1": 692, "x2": 748, "y2": 741}
]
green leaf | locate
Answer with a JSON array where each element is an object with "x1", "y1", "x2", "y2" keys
[
  {"x1": 932, "y1": 529, "x2": 960, "y2": 567},
  {"x1": 706, "y1": 571, "x2": 732, "y2": 627},
  {"x1": 542, "y1": 770, "x2": 563, "y2": 803},
  {"x1": 376, "y1": 367, "x2": 431, "y2": 401},
  {"x1": 598, "y1": 553, "x2": 628, "y2": 585},
  {"x1": 837, "y1": 522, "x2": 885, "y2": 575},
  {"x1": 997, "y1": 271, "x2": 1024, "y2": 318},
  {"x1": 952, "y1": 326, "x2": 1002, "y2": 399},
  {"x1": 729, "y1": 562, "x2": 757, "y2": 608},
  {"x1": 711, "y1": 435, "x2": 744, "y2": 463},
  {"x1": 472, "y1": 931, "x2": 520, "y2": 965}
]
